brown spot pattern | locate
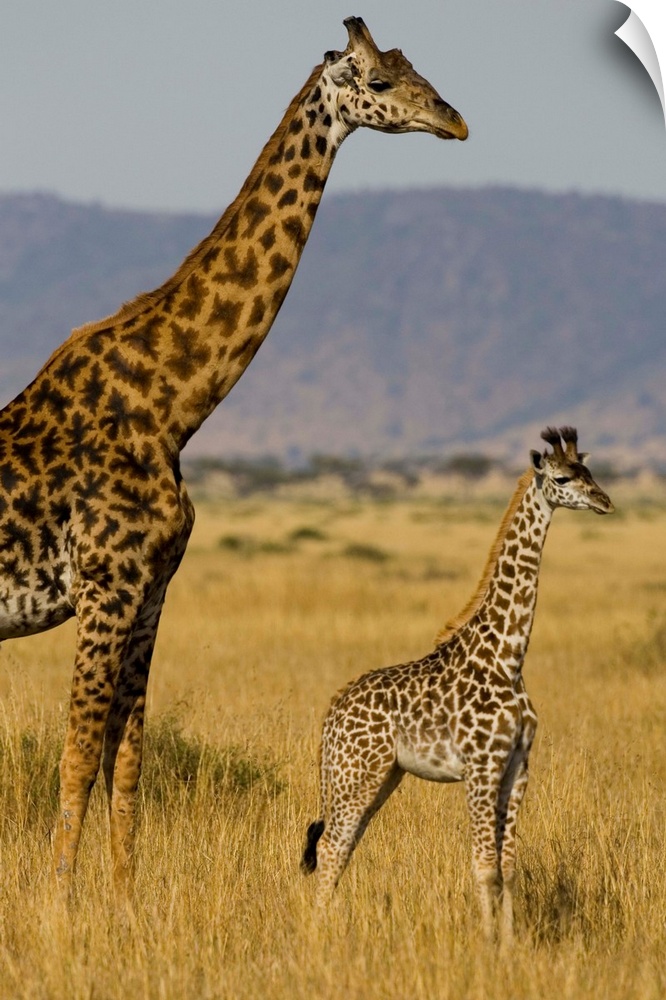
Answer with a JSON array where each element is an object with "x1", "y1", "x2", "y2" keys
[
  {"x1": 0, "y1": 16, "x2": 468, "y2": 900},
  {"x1": 303, "y1": 429, "x2": 612, "y2": 945}
]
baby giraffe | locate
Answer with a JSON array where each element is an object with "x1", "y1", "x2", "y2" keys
[{"x1": 301, "y1": 427, "x2": 613, "y2": 942}]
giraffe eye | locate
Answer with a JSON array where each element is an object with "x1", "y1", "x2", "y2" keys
[
  {"x1": 368, "y1": 79, "x2": 391, "y2": 92},
  {"x1": 554, "y1": 476, "x2": 571, "y2": 486}
]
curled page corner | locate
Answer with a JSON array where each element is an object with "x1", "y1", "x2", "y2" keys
[{"x1": 614, "y1": 1, "x2": 666, "y2": 123}]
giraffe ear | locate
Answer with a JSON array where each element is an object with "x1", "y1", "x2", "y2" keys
[
  {"x1": 578, "y1": 451, "x2": 590, "y2": 466},
  {"x1": 326, "y1": 56, "x2": 359, "y2": 91},
  {"x1": 530, "y1": 450, "x2": 544, "y2": 472}
]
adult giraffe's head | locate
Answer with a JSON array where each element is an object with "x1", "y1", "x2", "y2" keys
[
  {"x1": 321, "y1": 16, "x2": 468, "y2": 141},
  {"x1": 530, "y1": 426, "x2": 615, "y2": 515}
]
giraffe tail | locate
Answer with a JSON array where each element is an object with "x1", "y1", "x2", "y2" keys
[{"x1": 300, "y1": 819, "x2": 325, "y2": 874}]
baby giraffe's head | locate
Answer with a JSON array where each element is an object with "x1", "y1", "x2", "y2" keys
[{"x1": 530, "y1": 426, "x2": 615, "y2": 515}]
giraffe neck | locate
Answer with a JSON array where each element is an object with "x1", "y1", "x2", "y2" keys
[
  {"x1": 437, "y1": 470, "x2": 554, "y2": 669},
  {"x1": 476, "y1": 476, "x2": 552, "y2": 668},
  {"x1": 44, "y1": 63, "x2": 351, "y2": 454}
]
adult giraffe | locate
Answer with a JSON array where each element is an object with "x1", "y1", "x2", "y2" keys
[{"x1": 0, "y1": 17, "x2": 467, "y2": 898}]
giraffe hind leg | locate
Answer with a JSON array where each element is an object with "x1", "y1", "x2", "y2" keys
[
  {"x1": 496, "y1": 751, "x2": 530, "y2": 948},
  {"x1": 314, "y1": 763, "x2": 403, "y2": 904},
  {"x1": 465, "y1": 765, "x2": 506, "y2": 941},
  {"x1": 102, "y1": 686, "x2": 147, "y2": 902},
  {"x1": 102, "y1": 601, "x2": 165, "y2": 903}
]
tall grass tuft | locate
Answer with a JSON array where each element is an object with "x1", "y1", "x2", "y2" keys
[
  {"x1": 0, "y1": 709, "x2": 62, "y2": 836},
  {"x1": 142, "y1": 711, "x2": 283, "y2": 806}
]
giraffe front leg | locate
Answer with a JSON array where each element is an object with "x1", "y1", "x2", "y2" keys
[
  {"x1": 53, "y1": 583, "x2": 139, "y2": 896},
  {"x1": 54, "y1": 731, "x2": 99, "y2": 892},
  {"x1": 465, "y1": 767, "x2": 504, "y2": 942}
]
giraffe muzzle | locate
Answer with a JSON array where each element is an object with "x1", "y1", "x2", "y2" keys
[
  {"x1": 419, "y1": 104, "x2": 468, "y2": 141},
  {"x1": 591, "y1": 492, "x2": 615, "y2": 515}
]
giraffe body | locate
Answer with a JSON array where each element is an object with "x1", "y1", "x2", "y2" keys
[
  {"x1": 0, "y1": 17, "x2": 467, "y2": 898},
  {"x1": 302, "y1": 427, "x2": 614, "y2": 944}
]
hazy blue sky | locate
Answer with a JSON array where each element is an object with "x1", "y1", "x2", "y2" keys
[{"x1": 2, "y1": 1, "x2": 666, "y2": 212}]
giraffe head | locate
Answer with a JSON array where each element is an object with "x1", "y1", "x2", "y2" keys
[
  {"x1": 530, "y1": 426, "x2": 615, "y2": 515},
  {"x1": 321, "y1": 17, "x2": 468, "y2": 141}
]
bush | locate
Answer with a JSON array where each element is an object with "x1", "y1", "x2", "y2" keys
[
  {"x1": 218, "y1": 534, "x2": 257, "y2": 555},
  {"x1": 0, "y1": 711, "x2": 283, "y2": 835},
  {"x1": 0, "y1": 720, "x2": 61, "y2": 832},
  {"x1": 288, "y1": 526, "x2": 328, "y2": 542},
  {"x1": 142, "y1": 713, "x2": 283, "y2": 805},
  {"x1": 341, "y1": 542, "x2": 390, "y2": 563},
  {"x1": 440, "y1": 453, "x2": 494, "y2": 479},
  {"x1": 218, "y1": 534, "x2": 293, "y2": 555}
]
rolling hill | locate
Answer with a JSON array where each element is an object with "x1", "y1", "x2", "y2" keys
[{"x1": 1, "y1": 186, "x2": 664, "y2": 467}]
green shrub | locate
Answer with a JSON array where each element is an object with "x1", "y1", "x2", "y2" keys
[
  {"x1": 218, "y1": 533, "x2": 256, "y2": 554},
  {"x1": 0, "y1": 711, "x2": 283, "y2": 835},
  {"x1": 256, "y1": 540, "x2": 293, "y2": 554},
  {"x1": 142, "y1": 713, "x2": 283, "y2": 805},
  {"x1": 288, "y1": 526, "x2": 328, "y2": 542},
  {"x1": 341, "y1": 542, "x2": 390, "y2": 563},
  {"x1": 0, "y1": 720, "x2": 62, "y2": 832},
  {"x1": 218, "y1": 534, "x2": 293, "y2": 556}
]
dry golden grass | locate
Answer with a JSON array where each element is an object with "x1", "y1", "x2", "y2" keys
[{"x1": 1, "y1": 494, "x2": 666, "y2": 999}]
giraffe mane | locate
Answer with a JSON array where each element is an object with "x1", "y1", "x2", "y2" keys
[
  {"x1": 434, "y1": 467, "x2": 535, "y2": 645},
  {"x1": 37, "y1": 63, "x2": 325, "y2": 374}
]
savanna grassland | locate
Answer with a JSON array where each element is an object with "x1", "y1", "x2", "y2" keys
[{"x1": 1, "y1": 487, "x2": 665, "y2": 999}]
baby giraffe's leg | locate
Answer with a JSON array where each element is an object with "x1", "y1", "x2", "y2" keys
[
  {"x1": 315, "y1": 761, "x2": 403, "y2": 904},
  {"x1": 465, "y1": 763, "x2": 505, "y2": 940},
  {"x1": 496, "y1": 750, "x2": 530, "y2": 949}
]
